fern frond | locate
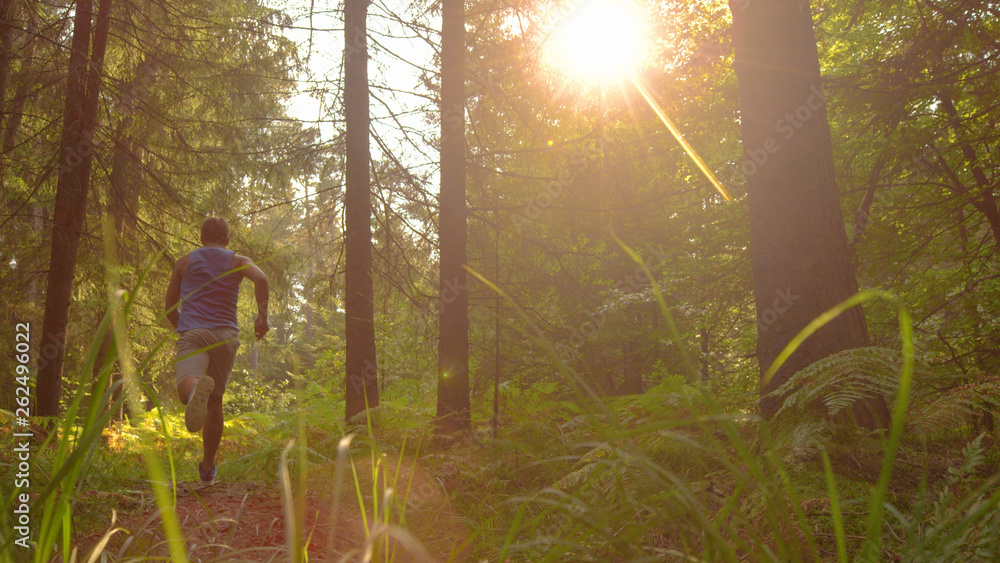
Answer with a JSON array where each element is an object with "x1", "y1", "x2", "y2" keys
[
  {"x1": 772, "y1": 347, "x2": 903, "y2": 419},
  {"x1": 909, "y1": 378, "x2": 1000, "y2": 436},
  {"x1": 769, "y1": 346, "x2": 999, "y2": 440}
]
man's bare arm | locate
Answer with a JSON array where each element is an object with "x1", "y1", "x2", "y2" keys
[
  {"x1": 235, "y1": 255, "x2": 270, "y2": 339},
  {"x1": 164, "y1": 255, "x2": 189, "y2": 329}
]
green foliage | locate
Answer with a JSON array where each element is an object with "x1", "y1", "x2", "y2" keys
[
  {"x1": 909, "y1": 380, "x2": 1000, "y2": 438},
  {"x1": 767, "y1": 346, "x2": 1000, "y2": 461},
  {"x1": 892, "y1": 435, "x2": 1000, "y2": 561},
  {"x1": 773, "y1": 347, "x2": 906, "y2": 421},
  {"x1": 222, "y1": 371, "x2": 290, "y2": 416},
  {"x1": 481, "y1": 367, "x2": 1000, "y2": 562}
]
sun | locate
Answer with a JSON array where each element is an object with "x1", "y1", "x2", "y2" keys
[{"x1": 549, "y1": 0, "x2": 648, "y2": 81}]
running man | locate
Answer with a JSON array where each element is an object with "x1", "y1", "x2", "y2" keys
[{"x1": 165, "y1": 218, "x2": 269, "y2": 484}]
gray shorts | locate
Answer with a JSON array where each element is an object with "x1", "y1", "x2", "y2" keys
[{"x1": 175, "y1": 328, "x2": 240, "y2": 396}]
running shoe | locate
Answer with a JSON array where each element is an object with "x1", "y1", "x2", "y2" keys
[
  {"x1": 185, "y1": 376, "x2": 215, "y2": 432},
  {"x1": 199, "y1": 462, "x2": 217, "y2": 484}
]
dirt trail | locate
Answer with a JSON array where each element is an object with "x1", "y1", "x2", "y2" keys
[{"x1": 84, "y1": 455, "x2": 468, "y2": 562}]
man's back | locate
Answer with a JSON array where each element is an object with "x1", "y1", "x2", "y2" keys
[{"x1": 177, "y1": 246, "x2": 241, "y2": 332}]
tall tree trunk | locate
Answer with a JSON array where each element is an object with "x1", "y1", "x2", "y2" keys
[
  {"x1": 1, "y1": 1, "x2": 34, "y2": 178},
  {"x1": 304, "y1": 186, "x2": 315, "y2": 342},
  {"x1": 36, "y1": 0, "x2": 113, "y2": 417},
  {"x1": 730, "y1": 0, "x2": 889, "y2": 429},
  {"x1": 107, "y1": 54, "x2": 157, "y2": 247},
  {"x1": 0, "y1": 31, "x2": 32, "y2": 158},
  {"x1": 436, "y1": 0, "x2": 469, "y2": 433},
  {"x1": 343, "y1": 0, "x2": 378, "y2": 421},
  {"x1": 0, "y1": 0, "x2": 17, "y2": 117},
  {"x1": 92, "y1": 54, "x2": 157, "y2": 421}
]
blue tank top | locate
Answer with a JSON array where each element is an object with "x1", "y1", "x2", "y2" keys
[{"x1": 177, "y1": 247, "x2": 241, "y2": 331}]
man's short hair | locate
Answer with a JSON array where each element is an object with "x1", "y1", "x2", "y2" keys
[{"x1": 201, "y1": 218, "x2": 230, "y2": 244}]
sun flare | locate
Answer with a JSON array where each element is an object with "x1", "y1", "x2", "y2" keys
[{"x1": 550, "y1": 0, "x2": 647, "y2": 81}]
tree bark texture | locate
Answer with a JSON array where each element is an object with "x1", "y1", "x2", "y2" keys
[
  {"x1": 730, "y1": 0, "x2": 890, "y2": 429},
  {"x1": 36, "y1": 0, "x2": 113, "y2": 417},
  {"x1": 436, "y1": 0, "x2": 470, "y2": 432},
  {"x1": 343, "y1": 0, "x2": 379, "y2": 421}
]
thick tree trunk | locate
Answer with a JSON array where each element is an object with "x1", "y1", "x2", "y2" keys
[
  {"x1": 435, "y1": 0, "x2": 470, "y2": 432},
  {"x1": 730, "y1": 0, "x2": 889, "y2": 429},
  {"x1": 36, "y1": 0, "x2": 113, "y2": 417},
  {"x1": 343, "y1": 0, "x2": 378, "y2": 421}
]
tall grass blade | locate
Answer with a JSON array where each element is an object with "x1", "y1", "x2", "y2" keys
[
  {"x1": 821, "y1": 450, "x2": 848, "y2": 563},
  {"x1": 327, "y1": 434, "x2": 355, "y2": 561},
  {"x1": 279, "y1": 439, "x2": 301, "y2": 562},
  {"x1": 861, "y1": 303, "x2": 914, "y2": 560}
]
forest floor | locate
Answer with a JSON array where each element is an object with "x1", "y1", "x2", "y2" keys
[{"x1": 75, "y1": 451, "x2": 468, "y2": 562}]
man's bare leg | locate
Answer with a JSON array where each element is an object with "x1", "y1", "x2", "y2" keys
[
  {"x1": 201, "y1": 395, "x2": 224, "y2": 472},
  {"x1": 178, "y1": 376, "x2": 198, "y2": 405}
]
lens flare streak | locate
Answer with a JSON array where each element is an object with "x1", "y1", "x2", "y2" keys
[{"x1": 629, "y1": 73, "x2": 732, "y2": 202}]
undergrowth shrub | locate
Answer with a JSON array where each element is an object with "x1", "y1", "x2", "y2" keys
[
  {"x1": 487, "y1": 283, "x2": 1000, "y2": 562},
  {"x1": 222, "y1": 370, "x2": 289, "y2": 416},
  {"x1": 769, "y1": 346, "x2": 1000, "y2": 461},
  {"x1": 893, "y1": 434, "x2": 1000, "y2": 560},
  {"x1": 500, "y1": 387, "x2": 821, "y2": 561}
]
